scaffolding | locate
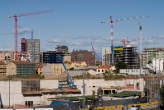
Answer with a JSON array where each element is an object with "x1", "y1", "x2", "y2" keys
[
  {"x1": 16, "y1": 63, "x2": 36, "y2": 76},
  {"x1": 122, "y1": 46, "x2": 140, "y2": 69}
]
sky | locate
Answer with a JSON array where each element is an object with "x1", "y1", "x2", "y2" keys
[{"x1": 0, "y1": 0, "x2": 164, "y2": 56}]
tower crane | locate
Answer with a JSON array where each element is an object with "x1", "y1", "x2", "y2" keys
[
  {"x1": 8, "y1": 10, "x2": 53, "y2": 60},
  {"x1": 101, "y1": 16, "x2": 148, "y2": 65},
  {"x1": 91, "y1": 41, "x2": 96, "y2": 64},
  {"x1": 120, "y1": 38, "x2": 137, "y2": 47},
  {"x1": 120, "y1": 38, "x2": 129, "y2": 47},
  {"x1": 91, "y1": 41, "x2": 95, "y2": 52}
]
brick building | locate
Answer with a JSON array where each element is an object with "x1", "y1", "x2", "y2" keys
[{"x1": 71, "y1": 50, "x2": 95, "y2": 66}]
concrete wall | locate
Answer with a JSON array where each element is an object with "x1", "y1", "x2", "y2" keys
[
  {"x1": 0, "y1": 81, "x2": 23, "y2": 106},
  {"x1": 6, "y1": 62, "x2": 16, "y2": 76},
  {"x1": 63, "y1": 55, "x2": 71, "y2": 63},
  {"x1": 0, "y1": 79, "x2": 144, "y2": 107},
  {"x1": 0, "y1": 62, "x2": 16, "y2": 76},
  {"x1": 40, "y1": 80, "x2": 58, "y2": 89},
  {"x1": 0, "y1": 81, "x2": 41, "y2": 107},
  {"x1": 74, "y1": 79, "x2": 144, "y2": 95},
  {"x1": 41, "y1": 63, "x2": 70, "y2": 79}
]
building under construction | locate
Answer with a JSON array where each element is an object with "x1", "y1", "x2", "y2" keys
[
  {"x1": 16, "y1": 62, "x2": 36, "y2": 77},
  {"x1": 21, "y1": 38, "x2": 40, "y2": 63},
  {"x1": 114, "y1": 46, "x2": 123, "y2": 65},
  {"x1": 122, "y1": 45, "x2": 139, "y2": 69},
  {"x1": 114, "y1": 45, "x2": 139, "y2": 69}
]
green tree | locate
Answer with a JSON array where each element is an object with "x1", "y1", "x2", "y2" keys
[
  {"x1": 69, "y1": 67, "x2": 74, "y2": 70},
  {"x1": 115, "y1": 62, "x2": 128, "y2": 73},
  {"x1": 160, "y1": 85, "x2": 164, "y2": 105},
  {"x1": 148, "y1": 60, "x2": 152, "y2": 64}
]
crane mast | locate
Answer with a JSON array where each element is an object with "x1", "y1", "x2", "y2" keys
[
  {"x1": 14, "y1": 16, "x2": 18, "y2": 60},
  {"x1": 8, "y1": 10, "x2": 53, "y2": 61},
  {"x1": 102, "y1": 16, "x2": 148, "y2": 65},
  {"x1": 110, "y1": 16, "x2": 114, "y2": 65}
]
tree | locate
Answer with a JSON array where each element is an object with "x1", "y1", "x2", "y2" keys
[
  {"x1": 148, "y1": 60, "x2": 152, "y2": 64},
  {"x1": 160, "y1": 85, "x2": 164, "y2": 107},
  {"x1": 69, "y1": 67, "x2": 74, "y2": 70},
  {"x1": 115, "y1": 62, "x2": 128, "y2": 73}
]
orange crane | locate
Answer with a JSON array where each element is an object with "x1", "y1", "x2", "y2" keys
[{"x1": 8, "y1": 10, "x2": 53, "y2": 60}]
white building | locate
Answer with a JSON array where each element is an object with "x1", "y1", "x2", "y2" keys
[
  {"x1": 96, "y1": 65, "x2": 111, "y2": 74},
  {"x1": 152, "y1": 58, "x2": 164, "y2": 73},
  {"x1": 26, "y1": 39, "x2": 40, "y2": 63},
  {"x1": 102, "y1": 47, "x2": 111, "y2": 65},
  {"x1": 0, "y1": 79, "x2": 144, "y2": 107},
  {"x1": 120, "y1": 69, "x2": 148, "y2": 75}
]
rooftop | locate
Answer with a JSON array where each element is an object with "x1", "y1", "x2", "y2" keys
[{"x1": 98, "y1": 65, "x2": 111, "y2": 69}]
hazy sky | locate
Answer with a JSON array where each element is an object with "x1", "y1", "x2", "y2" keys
[{"x1": 0, "y1": 0, "x2": 164, "y2": 53}]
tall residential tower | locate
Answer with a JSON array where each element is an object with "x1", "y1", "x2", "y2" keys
[
  {"x1": 21, "y1": 38, "x2": 40, "y2": 63},
  {"x1": 102, "y1": 47, "x2": 111, "y2": 65}
]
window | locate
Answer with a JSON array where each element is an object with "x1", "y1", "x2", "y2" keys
[
  {"x1": 104, "y1": 90, "x2": 110, "y2": 95},
  {"x1": 25, "y1": 101, "x2": 33, "y2": 107},
  {"x1": 112, "y1": 90, "x2": 116, "y2": 94}
]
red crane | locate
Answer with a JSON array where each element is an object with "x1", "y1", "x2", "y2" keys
[
  {"x1": 120, "y1": 39, "x2": 129, "y2": 47},
  {"x1": 120, "y1": 38, "x2": 137, "y2": 47},
  {"x1": 120, "y1": 37, "x2": 129, "y2": 47},
  {"x1": 8, "y1": 10, "x2": 53, "y2": 60}
]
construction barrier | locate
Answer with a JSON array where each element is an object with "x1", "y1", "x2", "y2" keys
[
  {"x1": 0, "y1": 100, "x2": 158, "y2": 110},
  {"x1": 0, "y1": 109, "x2": 13, "y2": 110},
  {"x1": 0, "y1": 109, "x2": 53, "y2": 110},
  {"x1": 15, "y1": 109, "x2": 33, "y2": 110},
  {"x1": 80, "y1": 100, "x2": 158, "y2": 110},
  {"x1": 35, "y1": 108, "x2": 53, "y2": 110}
]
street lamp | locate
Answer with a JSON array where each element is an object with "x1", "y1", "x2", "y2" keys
[{"x1": 8, "y1": 75, "x2": 12, "y2": 108}]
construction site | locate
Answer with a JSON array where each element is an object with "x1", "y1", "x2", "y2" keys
[{"x1": 0, "y1": 1, "x2": 164, "y2": 109}]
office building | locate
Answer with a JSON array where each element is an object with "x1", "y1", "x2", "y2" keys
[{"x1": 41, "y1": 51, "x2": 71, "y2": 63}]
